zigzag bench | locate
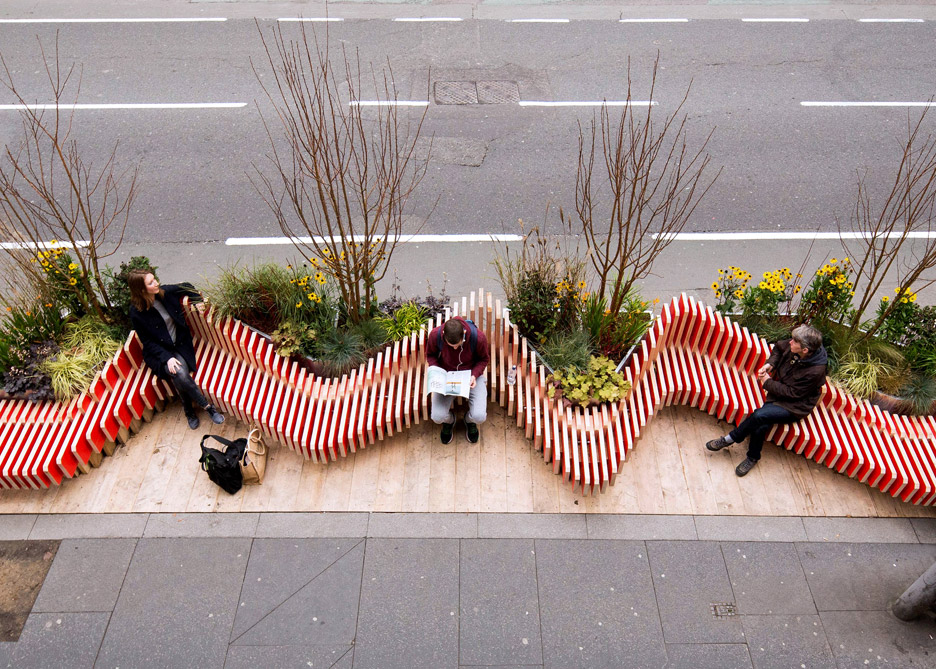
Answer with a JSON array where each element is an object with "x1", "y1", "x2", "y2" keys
[{"x1": 1, "y1": 292, "x2": 935, "y2": 506}]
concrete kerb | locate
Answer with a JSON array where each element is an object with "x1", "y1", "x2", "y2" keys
[{"x1": 5, "y1": 512, "x2": 934, "y2": 542}]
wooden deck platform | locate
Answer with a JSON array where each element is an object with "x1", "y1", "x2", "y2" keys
[{"x1": 1, "y1": 401, "x2": 934, "y2": 517}]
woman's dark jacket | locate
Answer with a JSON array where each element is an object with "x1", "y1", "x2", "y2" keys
[
  {"x1": 762, "y1": 338, "x2": 829, "y2": 419},
  {"x1": 129, "y1": 285, "x2": 199, "y2": 381}
]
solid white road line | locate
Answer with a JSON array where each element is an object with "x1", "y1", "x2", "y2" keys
[
  {"x1": 859, "y1": 18, "x2": 924, "y2": 23},
  {"x1": 0, "y1": 18, "x2": 227, "y2": 23},
  {"x1": 0, "y1": 103, "x2": 246, "y2": 110},
  {"x1": 509, "y1": 19, "x2": 570, "y2": 23},
  {"x1": 742, "y1": 18, "x2": 809, "y2": 22},
  {"x1": 619, "y1": 18, "x2": 689, "y2": 23},
  {"x1": 394, "y1": 17, "x2": 463, "y2": 22},
  {"x1": 659, "y1": 231, "x2": 936, "y2": 240},
  {"x1": 0, "y1": 241, "x2": 89, "y2": 250},
  {"x1": 277, "y1": 17, "x2": 344, "y2": 22},
  {"x1": 519, "y1": 100, "x2": 656, "y2": 107},
  {"x1": 801, "y1": 101, "x2": 936, "y2": 107},
  {"x1": 226, "y1": 234, "x2": 524, "y2": 246},
  {"x1": 349, "y1": 101, "x2": 430, "y2": 107}
]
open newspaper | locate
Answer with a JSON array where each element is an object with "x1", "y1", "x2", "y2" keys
[{"x1": 425, "y1": 366, "x2": 472, "y2": 399}]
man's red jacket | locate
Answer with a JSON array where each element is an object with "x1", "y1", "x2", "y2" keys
[{"x1": 426, "y1": 317, "x2": 490, "y2": 379}]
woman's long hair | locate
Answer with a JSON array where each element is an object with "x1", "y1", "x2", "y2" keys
[{"x1": 128, "y1": 269, "x2": 162, "y2": 311}]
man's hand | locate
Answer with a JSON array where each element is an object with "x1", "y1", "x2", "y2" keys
[
  {"x1": 167, "y1": 358, "x2": 181, "y2": 375},
  {"x1": 757, "y1": 363, "x2": 772, "y2": 385},
  {"x1": 470, "y1": 375, "x2": 477, "y2": 389}
]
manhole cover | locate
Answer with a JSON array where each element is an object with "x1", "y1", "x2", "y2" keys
[
  {"x1": 434, "y1": 81, "x2": 478, "y2": 105},
  {"x1": 711, "y1": 602, "x2": 737, "y2": 619},
  {"x1": 477, "y1": 80, "x2": 520, "y2": 104}
]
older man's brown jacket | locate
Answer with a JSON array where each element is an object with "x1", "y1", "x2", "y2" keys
[{"x1": 762, "y1": 338, "x2": 828, "y2": 419}]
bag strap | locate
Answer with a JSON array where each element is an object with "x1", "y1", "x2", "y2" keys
[
  {"x1": 201, "y1": 433, "x2": 236, "y2": 449},
  {"x1": 247, "y1": 428, "x2": 267, "y2": 456}
]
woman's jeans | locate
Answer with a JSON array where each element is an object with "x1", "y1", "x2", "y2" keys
[
  {"x1": 728, "y1": 402, "x2": 797, "y2": 461},
  {"x1": 166, "y1": 357, "x2": 209, "y2": 413},
  {"x1": 431, "y1": 375, "x2": 487, "y2": 425}
]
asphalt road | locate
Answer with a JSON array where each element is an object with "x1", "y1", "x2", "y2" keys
[{"x1": 1, "y1": 2, "x2": 936, "y2": 300}]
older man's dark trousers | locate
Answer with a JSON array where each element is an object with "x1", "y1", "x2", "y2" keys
[{"x1": 728, "y1": 402, "x2": 797, "y2": 461}]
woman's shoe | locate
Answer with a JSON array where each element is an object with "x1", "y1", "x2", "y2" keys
[{"x1": 184, "y1": 408, "x2": 200, "y2": 430}]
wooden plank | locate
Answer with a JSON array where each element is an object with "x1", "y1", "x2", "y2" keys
[
  {"x1": 373, "y1": 434, "x2": 406, "y2": 512},
  {"x1": 400, "y1": 422, "x2": 432, "y2": 513},
  {"x1": 258, "y1": 438, "x2": 305, "y2": 512},
  {"x1": 630, "y1": 417, "x2": 666, "y2": 514},
  {"x1": 669, "y1": 406, "x2": 719, "y2": 516},
  {"x1": 428, "y1": 434, "x2": 457, "y2": 512},
  {"x1": 347, "y1": 438, "x2": 382, "y2": 511},
  {"x1": 503, "y1": 409, "x2": 534, "y2": 513},
  {"x1": 650, "y1": 409, "x2": 694, "y2": 515},
  {"x1": 319, "y1": 451, "x2": 355, "y2": 512},
  {"x1": 294, "y1": 456, "x2": 327, "y2": 512},
  {"x1": 454, "y1": 426, "x2": 481, "y2": 512}
]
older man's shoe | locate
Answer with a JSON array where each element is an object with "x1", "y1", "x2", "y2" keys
[
  {"x1": 735, "y1": 458, "x2": 758, "y2": 477},
  {"x1": 440, "y1": 422, "x2": 454, "y2": 444},
  {"x1": 706, "y1": 436, "x2": 730, "y2": 452}
]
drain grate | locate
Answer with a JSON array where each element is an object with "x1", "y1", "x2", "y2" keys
[
  {"x1": 434, "y1": 81, "x2": 478, "y2": 105},
  {"x1": 477, "y1": 80, "x2": 520, "y2": 104},
  {"x1": 433, "y1": 80, "x2": 520, "y2": 105},
  {"x1": 711, "y1": 603, "x2": 738, "y2": 619}
]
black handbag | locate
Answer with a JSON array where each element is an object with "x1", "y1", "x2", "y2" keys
[{"x1": 199, "y1": 434, "x2": 247, "y2": 495}]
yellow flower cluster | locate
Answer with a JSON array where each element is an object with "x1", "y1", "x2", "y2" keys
[
  {"x1": 712, "y1": 265, "x2": 751, "y2": 300},
  {"x1": 553, "y1": 278, "x2": 589, "y2": 308},
  {"x1": 815, "y1": 258, "x2": 854, "y2": 295},
  {"x1": 894, "y1": 287, "x2": 918, "y2": 304},
  {"x1": 31, "y1": 242, "x2": 83, "y2": 286}
]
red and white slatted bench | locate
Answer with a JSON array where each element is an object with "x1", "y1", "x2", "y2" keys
[{"x1": 3, "y1": 290, "x2": 936, "y2": 503}]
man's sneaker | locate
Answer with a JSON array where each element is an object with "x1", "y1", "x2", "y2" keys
[
  {"x1": 706, "y1": 436, "x2": 731, "y2": 452},
  {"x1": 465, "y1": 421, "x2": 480, "y2": 444},
  {"x1": 184, "y1": 409, "x2": 200, "y2": 431},
  {"x1": 735, "y1": 457, "x2": 758, "y2": 477},
  {"x1": 440, "y1": 422, "x2": 454, "y2": 444},
  {"x1": 206, "y1": 405, "x2": 225, "y2": 425}
]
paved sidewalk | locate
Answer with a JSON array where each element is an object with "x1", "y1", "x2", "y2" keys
[{"x1": 1, "y1": 512, "x2": 935, "y2": 668}]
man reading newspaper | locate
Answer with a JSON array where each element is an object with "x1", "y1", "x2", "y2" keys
[{"x1": 426, "y1": 317, "x2": 490, "y2": 444}]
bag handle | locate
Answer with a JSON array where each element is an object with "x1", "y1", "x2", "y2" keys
[
  {"x1": 201, "y1": 433, "x2": 237, "y2": 449},
  {"x1": 247, "y1": 427, "x2": 267, "y2": 456}
]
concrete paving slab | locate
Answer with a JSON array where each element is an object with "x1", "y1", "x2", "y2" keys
[
  {"x1": 0, "y1": 612, "x2": 108, "y2": 669},
  {"x1": 231, "y1": 538, "x2": 364, "y2": 640},
  {"x1": 742, "y1": 614, "x2": 834, "y2": 669},
  {"x1": 796, "y1": 542, "x2": 936, "y2": 611},
  {"x1": 585, "y1": 514, "x2": 697, "y2": 540},
  {"x1": 820, "y1": 610, "x2": 936, "y2": 669},
  {"x1": 29, "y1": 513, "x2": 147, "y2": 539},
  {"x1": 354, "y1": 539, "x2": 459, "y2": 669},
  {"x1": 460, "y1": 539, "x2": 542, "y2": 666},
  {"x1": 478, "y1": 513, "x2": 585, "y2": 539},
  {"x1": 802, "y1": 517, "x2": 918, "y2": 543},
  {"x1": 722, "y1": 542, "x2": 815, "y2": 615},
  {"x1": 224, "y1": 644, "x2": 353, "y2": 669},
  {"x1": 910, "y1": 518, "x2": 936, "y2": 544},
  {"x1": 665, "y1": 643, "x2": 753, "y2": 669},
  {"x1": 0, "y1": 515, "x2": 36, "y2": 541},
  {"x1": 536, "y1": 539, "x2": 666, "y2": 669},
  {"x1": 232, "y1": 541, "x2": 364, "y2": 646},
  {"x1": 648, "y1": 541, "x2": 744, "y2": 644},
  {"x1": 33, "y1": 539, "x2": 136, "y2": 613},
  {"x1": 96, "y1": 538, "x2": 251, "y2": 669},
  {"x1": 366, "y1": 512, "x2": 477, "y2": 538},
  {"x1": 695, "y1": 516, "x2": 807, "y2": 542},
  {"x1": 255, "y1": 512, "x2": 368, "y2": 537},
  {"x1": 0, "y1": 540, "x2": 58, "y2": 642},
  {"x1": 143, "y1": 512, "x2": 258, "y2": 537}
]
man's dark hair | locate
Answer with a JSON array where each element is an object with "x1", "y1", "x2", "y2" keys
[
  {"x1": 443, "y1": 319, "x2": 465, "y2": 345},
  {"x1": 792, "y1": 324, "x2": 823, "y2": 353}
]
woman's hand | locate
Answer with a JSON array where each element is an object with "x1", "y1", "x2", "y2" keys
[{"x1": 167, "y1": 358, "x2": 181, "y2": 375}]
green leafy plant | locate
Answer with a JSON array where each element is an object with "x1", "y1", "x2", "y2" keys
[
  {"x1": 874, "y1": 288, "x2": 918, "y2": 348},
  {"x1": 317, "y1": 328, "x2": 366, "y2": 378},
  {"x1": 598, "y1": 291, "x2": 654, "y2": 360},
  {"x1": 831, "y1": 352, "x2": 902, "y2": 400},
  {"x1": 0, "y1": 302, "x2": 66, "y2": 372},
  {"x1": 538, "y1": 329, "x2": 592, "y2": 373},
  {"x1": 547, "y1": 355, "x2": 632, "y2": 407},
  {"x1": 271, "y1": 319, "x2": 316, "y2": 358},
  {"x1": 895, "y1": 373, "x2": 936, "y2": 416},
  {"x1": 352, "y1": 317, "x2": 389, "y2": 353},
  {"x1": 39, "y1": 316, "x2": 123, "y2": 401},
  {"x1": 377, "y1": 301, "x2": 428, "y2": 341},
  {"x1": 2, "y1": 340, "x2": 58, "y2": 401}
]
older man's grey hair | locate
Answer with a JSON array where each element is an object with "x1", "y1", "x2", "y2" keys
[{"x1": 791, "y1": 325, "x2": 823, "y2": 353}]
